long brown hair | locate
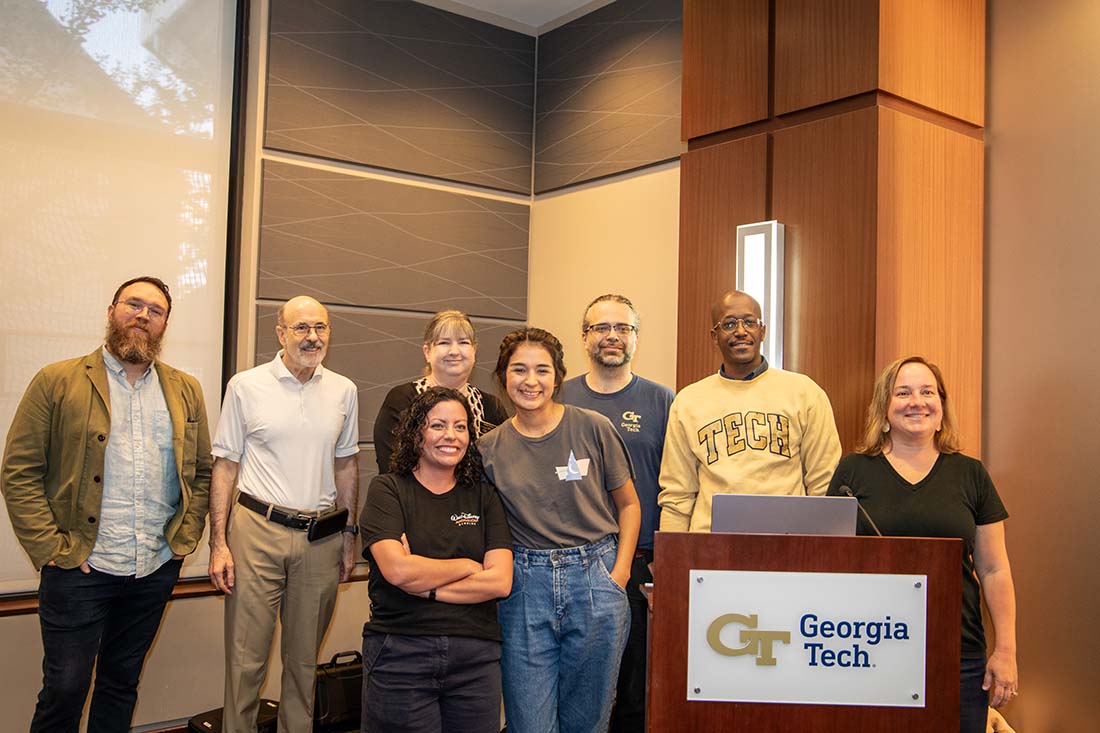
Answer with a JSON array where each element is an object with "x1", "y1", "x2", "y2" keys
[{"x1": 858, "y1": 356, "x2": 961, "y2": 455}]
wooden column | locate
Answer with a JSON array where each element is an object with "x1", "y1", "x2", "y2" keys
[{"x1": 679, "y1": 0, "x2": 985, "y2": 455}]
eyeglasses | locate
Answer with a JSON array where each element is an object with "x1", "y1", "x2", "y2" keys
[
  {"x1": 712, "y1": 317, "x2": 763, "y2": 333},
  {"x1": 281, "y1": 323, "x2": 329, "y2": 336},
  {"x1": 116, "y1": 299, "x2": 167, "y2": 321},
  {"x1": 584, "y1": 323, "x2": 637, "y2": 336}
]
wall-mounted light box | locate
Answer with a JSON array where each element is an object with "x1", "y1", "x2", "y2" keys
[{"x1": 735, "y1": 220, "x2": 785, "y2": 368}]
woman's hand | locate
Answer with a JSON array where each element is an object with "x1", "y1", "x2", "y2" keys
[
  {"x1": 610, "y1": 566, "x2": 630, "y2": 591},
  {"x1": 983, "y1": 648, "x2": 1018, "y2": 708}
]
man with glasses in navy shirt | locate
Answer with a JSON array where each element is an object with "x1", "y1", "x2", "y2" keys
[
  {"x1": 2, "y1": 276, "x2": 213, "y2": 733},
  {"x1": 559, "y1": 294, "x2": 674, "y2": 732}
]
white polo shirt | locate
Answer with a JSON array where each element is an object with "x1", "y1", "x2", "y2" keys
[{"x1": 213, "y1": 352, "x2": 359, "y2": 511}]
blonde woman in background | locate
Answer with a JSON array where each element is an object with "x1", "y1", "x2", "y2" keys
[{"x1": 374, "y1": 310, "x2": 508, "y2": 473}]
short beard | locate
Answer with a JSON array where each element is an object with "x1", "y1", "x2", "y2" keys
[
  {"x1": 105, "y1": 320, "x2": 163, "y2": 364},
  {"x1": 590, "y1": 345, "x2": 633, "y2": 369}
]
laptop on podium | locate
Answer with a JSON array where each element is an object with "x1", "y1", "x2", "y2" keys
[{"x1": 710, "y1": 493, "x2": 858, "y2": 536}]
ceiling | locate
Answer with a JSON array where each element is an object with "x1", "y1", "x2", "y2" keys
[{"x1": 417, "y1": 0, "x2": 614, "y2": 34}]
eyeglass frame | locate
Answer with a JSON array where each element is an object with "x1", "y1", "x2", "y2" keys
[
  {"x1": 711, "y1": 317, "x2": 764, "y2": 333},
  {"x1": 583, "y1": 322, "x2": 638, "y2": 336},
  {"x1": 279, "y1": 322, "x2": 330, "y2": 336},
  {"x1": 114, "y1": 298, "x2": 169, "y2": 321}
]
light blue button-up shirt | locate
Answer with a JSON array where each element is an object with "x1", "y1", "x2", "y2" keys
[{"x1": 87, "y1": 349, "x2": 181, "y2": 577}]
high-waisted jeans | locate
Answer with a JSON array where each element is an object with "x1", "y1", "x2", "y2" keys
[{"x1": 499, "y1": 534, "x2": 630, "y2": 733}]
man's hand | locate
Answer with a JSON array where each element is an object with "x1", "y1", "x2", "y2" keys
[
  {"x1": 209, "y1": 544, "x2": 235, "y2": 594},
  {"x1": 339, "y1": 534, "x2": 356, "y2": 582},
  {"x1": 45, "y1": 560, "x2": 91, "y2": 574}
]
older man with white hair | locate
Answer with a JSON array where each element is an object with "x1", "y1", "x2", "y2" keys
[{"x1": 208, "y1": 296, "x2": 359, "y2": 733}]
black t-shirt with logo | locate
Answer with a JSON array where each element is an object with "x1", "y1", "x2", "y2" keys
[{"x1": 360, "y1": 472, "x2": 512, "y2": 641}]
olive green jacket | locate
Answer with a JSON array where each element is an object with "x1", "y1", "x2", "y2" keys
[{"x1": 1, "y1": 348, "x2": 213, "y2": 569}]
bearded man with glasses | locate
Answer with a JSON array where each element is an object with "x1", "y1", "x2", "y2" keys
[
  {"x1": 559, "y1": 293, "x2": 674, "y2": 733},
  {"x1": 2, "y1": 275, "x2": 213, "y2": 733},
  {"x1": 657, "y1": 290, "x2": 842, "y2": 533},
  {"x1": 208, "y1": 295, "x2": 359, "y2": 733}
]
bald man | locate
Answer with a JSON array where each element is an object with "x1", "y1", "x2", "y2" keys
[
  {"x1": 208, "y1": 296, "x2": 359, "y2": 732},
  {"x1": 658, "y1": 291, "x2": 841, "y2": 532}
]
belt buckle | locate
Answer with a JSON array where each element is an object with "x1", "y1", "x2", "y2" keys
[{"x1": 293, "y1": 512, "x2": 315, "y2": 531}]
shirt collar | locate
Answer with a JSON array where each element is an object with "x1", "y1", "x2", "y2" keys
[
  {"x1": 270, "y1": 350, "x2": 324, "y2": 383},
  {"x1": 101, "y1": 346, "x2": 154, "y2": 381},
  {"x1": 719, "y1": 355, "x2": 769, "y2": 381}
]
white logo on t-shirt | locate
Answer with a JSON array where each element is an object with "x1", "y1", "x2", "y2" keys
[{"x1": 555, "y1": 450, "x2": 591, "y2": 481}]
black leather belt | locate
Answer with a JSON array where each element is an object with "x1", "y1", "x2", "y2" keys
[{"x1": 238, "y1": 493, "x2": 314, "y2": 531}]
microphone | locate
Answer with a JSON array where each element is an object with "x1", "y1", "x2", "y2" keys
[{"x1": 840, "y1": 485, "x2": 883, "y2": 537}]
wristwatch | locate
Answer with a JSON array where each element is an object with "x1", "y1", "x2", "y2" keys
[
  {"x1": 341, "y1": 525, "x2": 359, "y2": 536},
  {"x1": 428, "y1": 588, "x2": 437, "y2": 602}
]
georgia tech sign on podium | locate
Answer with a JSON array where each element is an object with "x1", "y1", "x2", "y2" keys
[{"x1": 686, "y1": 570, "x2": 927, "y2": 707}]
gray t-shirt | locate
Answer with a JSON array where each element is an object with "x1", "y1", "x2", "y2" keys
[{"x1": 479, "y1": 405, "x2": 634, "y2": 549}]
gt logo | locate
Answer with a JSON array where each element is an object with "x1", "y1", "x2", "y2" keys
[
  {"x1": 706, "y1": 613, "x2": 791, "y2": 666},
  {"x1": 622, "y1": 411, "x2": 641, "y2": 423}
]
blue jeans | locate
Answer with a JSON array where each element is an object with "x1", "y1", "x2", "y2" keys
[
  {"x1": 960, "y1": 656, "x2": 989, "y2": 733},
  {"x1": 499, "y1": 535, "x2": 630, "y2": 733},
  {"x1": 361, "y1": 632, "x2": 502, "y2": 733},
  {"x1": 31, "y1": 558, "x2": 182, "y2": 733}
]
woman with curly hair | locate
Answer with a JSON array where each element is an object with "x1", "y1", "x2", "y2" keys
[
  {"x1": 358, "y1": 387, "x2": 513, "y2": 733},
  {"x1": 478, "y1": 327, "x2": 640, "y2": 733},
  {"x1": 373, "y1": 309, "x2": 509, "y2": 472}
]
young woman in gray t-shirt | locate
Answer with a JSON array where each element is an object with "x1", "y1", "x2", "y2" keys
[{"x1": 478, "y1": 327, "x2": 641, "y2": 733}]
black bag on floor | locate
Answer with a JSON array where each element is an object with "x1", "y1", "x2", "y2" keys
[
  {"x1": 188, "y1": 698, "x2": 278, "y2": 732},
  {"x1": 314, "y1": 650, "x2": 363, "y2": 731}
]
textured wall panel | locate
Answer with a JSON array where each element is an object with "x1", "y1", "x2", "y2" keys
[
  {"x1": 255, "y1": 305, "x2": 514, "y2": 449},
  {"x1": 266, "y1": 0, "x2": 535, "y2": 193},
  {"x1": 257, "y1": 160, "x2": 528, "y2": 320},
  {"x1": 534, "y1": 0, "x2": 682, "y2": 193}
]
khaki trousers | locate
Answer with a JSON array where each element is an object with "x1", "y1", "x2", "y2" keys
[{"x1": 223, "y1": 502, "x2": 342, "y2": 733}]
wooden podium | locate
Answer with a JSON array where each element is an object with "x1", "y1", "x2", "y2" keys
[{"x1": 648, "y1": 532, "x2": 962, "y2": 731}]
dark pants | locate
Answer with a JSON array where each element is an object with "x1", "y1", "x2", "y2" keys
[
  {"x1": 362, "y1": 632, "x2": 502, "y2": 733},
  {"x1": 610, "y1": 552, "x2": 652, "y2": 733},
  {"x1": 31, "y1": 558, "x2": 182, "y2": 733},
  {"x1": 960, "y1": 656, "x2": 990, "y2": 733}
]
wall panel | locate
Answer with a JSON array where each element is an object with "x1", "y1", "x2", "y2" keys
[
  {"x1": 681, "y1": 0, "x2": 769, "y2": 138},
  {"x1": 773, "y1": 0, "x2": 879, "y2": 115},
  {"x1": 876, "y1": 107, "x2": 983, "y2": 456},
  {"x1": 266, "y1": 0, "x2": 535, "y2": 193},
  {"x1": 256, "y1": 160, "x2": 528, "y2": 320},
  {"x1": 772, "y1": 109, "x2": 878, "y2": 451},
  {"x1": 677, "y1": 135, "x2": 767, "y2": 388},
  {"x1": 879, "y1": 0, "x2": 984, "y2": 125},
  {"x1": 534, "y1": 0, "x2": 682, "y2": 192}
]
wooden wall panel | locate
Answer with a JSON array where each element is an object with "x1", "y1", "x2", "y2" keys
[
  {"x1": 876, "y1": 107, "x2": 984, "y2": 456},
  {"x1": 682, "y1": 0, "x2": 769, "y2": 139},
  {"x1": 677, "y1": 135, "x2": 767, "y2": 388},
  {"x1": 774, "y1": 0, "x2": 879, "y2": 116},
  {"x1": 879, "y1": 0, "x2": 985, "y2": 125},
  {"x1": 772, "y1": 108, "x2": 878, "y2": 452}
]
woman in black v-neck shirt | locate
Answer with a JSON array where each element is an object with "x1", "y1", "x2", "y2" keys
[{"x1": 828, "y1": 356, "x2": 1018, "y2": 733}]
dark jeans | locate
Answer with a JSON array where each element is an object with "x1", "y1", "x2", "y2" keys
[
  {"x1": 31, "y1": 558, "x2": 182, "y2": 733},
  {"x1": 361, "y1": 632, "x2": 502, "y2": 733},
  {"x1": 960, "y1": 656, "x2": 989, "y2": 733},
  {"x1": 610, "y1": 552, "x2": 652, "y2": 733}
]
